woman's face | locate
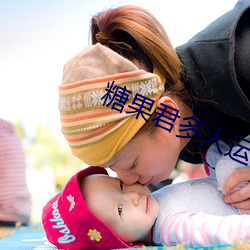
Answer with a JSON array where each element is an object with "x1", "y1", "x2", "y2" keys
[{"x1": 100, "y1": 127, "x2": 182, "y2": 186}]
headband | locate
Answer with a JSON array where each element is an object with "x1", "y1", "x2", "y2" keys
[{"x1": 59, "y1": 43, "x2": 165, "y2": 165}]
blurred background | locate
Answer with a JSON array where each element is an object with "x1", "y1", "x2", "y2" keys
[{"x1": 0, "y1": 0, "x2": 238, "y2": 223}]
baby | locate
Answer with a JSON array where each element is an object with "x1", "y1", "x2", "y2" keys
[{"x1": 42, "y1": 136, "x2": 250, "y2": 249}]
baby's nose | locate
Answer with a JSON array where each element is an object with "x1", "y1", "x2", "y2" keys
[{"x1": 126, "y1": 191, "x2": 140, "y2": 206}]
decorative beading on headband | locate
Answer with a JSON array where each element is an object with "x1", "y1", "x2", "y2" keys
[{"x1": 59, "y1": 70, "x2": 164, "y2": 148}]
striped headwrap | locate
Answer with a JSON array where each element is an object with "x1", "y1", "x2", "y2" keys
[{"x1": 59, "y1": 43, "x2": 165, "y2": 165}]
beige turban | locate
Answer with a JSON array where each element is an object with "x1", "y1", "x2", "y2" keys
[{"x1": 59, "y1": 43, "x2": 165, "y2": 165}]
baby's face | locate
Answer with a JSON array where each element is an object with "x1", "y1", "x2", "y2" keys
[{"x1": 84, "y1": 174, "x2": 160, "y2": 244}]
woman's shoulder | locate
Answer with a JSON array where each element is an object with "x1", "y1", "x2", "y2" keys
[{"x1": 176, "y1": 0, "x2": 250, "y2": 123}]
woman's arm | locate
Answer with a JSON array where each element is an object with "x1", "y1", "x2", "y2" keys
[
  {"x1": 215, "y1": 136, "x2": 250, "y2": 191},
  {"x1": 215, "y1": 135, "x2": 250, "y2": 212},
  {"x1": 223, "y1": 166, "x2": 250, "y2": 213}
]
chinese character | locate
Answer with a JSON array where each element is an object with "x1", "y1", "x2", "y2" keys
[
  {"x1": 151, "y1": 103, "x2": 180, "y2": 132},
  {"x1": 176, "y1": 116, "x2": 204, "y2": 138},
  {"x1": 101, "y1": 80, "x2": 115, "y2": 106},
  {"x1": 224, "y1": 136, "x2": 250, "y2": 166},
  {"x1": 101, "y1": 81, "x2": 132, "y2": 112},
  {"x1": 126, "y1": 93, "x2": 155, "y2": 121},
  {"x1": 199, "y1": 128, "x2": 222, "y2": 153},
  {"x1": 111, "y1": 85, "x2": 132, "y2": 113}
]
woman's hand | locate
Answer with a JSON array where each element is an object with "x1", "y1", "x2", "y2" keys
[{"x1": 223, "y1": 166, "x2": 250, "y2": 214}]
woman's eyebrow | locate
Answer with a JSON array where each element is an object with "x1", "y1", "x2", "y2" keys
[{"x1": 109, "y1": 157, "x2": 127, "y2": 170}]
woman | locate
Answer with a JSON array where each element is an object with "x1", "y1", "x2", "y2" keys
[{"x1": 59, "y1": 1, "x2": 250, "y2": 211}]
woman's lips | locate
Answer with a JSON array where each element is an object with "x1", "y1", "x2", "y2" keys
[{"x1": 143, "y1": 177, "x2": 154, "y2": 186}]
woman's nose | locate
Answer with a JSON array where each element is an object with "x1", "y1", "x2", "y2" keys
[{"x1": 112, "y1": 168, "x2": 139, "y2": 185}]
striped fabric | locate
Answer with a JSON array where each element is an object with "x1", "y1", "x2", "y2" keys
[
  {"x1": 0, "y1": 119, "x2": 31, "y2": 224},
  {"x1": 59, "y1": 69, "x2": 164, "y2": 149},
  {"x1": 159, "y1": 210, "x2": 250, "y2": 246}
]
